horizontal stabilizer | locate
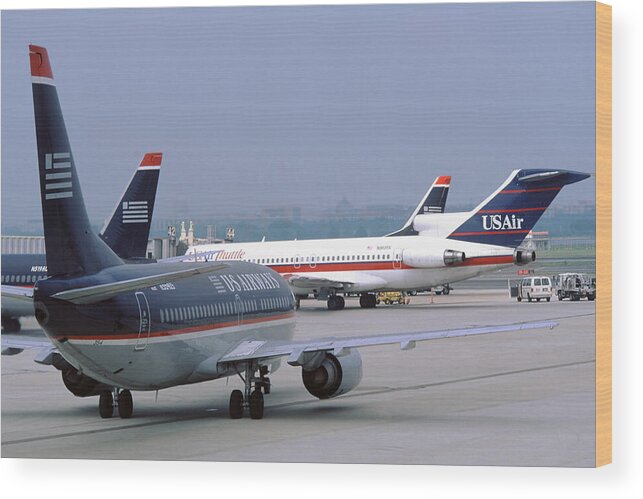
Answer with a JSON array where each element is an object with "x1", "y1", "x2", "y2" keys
[{"x1": 52, "y1": 263, "x2": 228, "y2": 304}]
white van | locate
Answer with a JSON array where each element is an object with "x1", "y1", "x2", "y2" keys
[{"x1": 517, "y1": 276, "x2": 552, "y2": 302}]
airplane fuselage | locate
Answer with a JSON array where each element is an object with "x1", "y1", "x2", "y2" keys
[
  {"x1": 187, "y1": 235, "x2": 517, "y2": 293},
  {"x1": 34, "y1": 261, "x2": 296, "y2": 391}
]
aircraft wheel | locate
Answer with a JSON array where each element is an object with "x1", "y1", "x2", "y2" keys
[
  {"x1": 249, "y1": 389, "x2": 264, "y2": 420},
  {"x1": 229, "y1": 389, "x2": 244, "y2": 419},
  {"x1": 117, "y1": 390, "x2": 133, "y2": 419},
  {"x1": 99, "y1": 391, "x2": 113, "y2": 419},
  {"x1": 335, "y1": 295, "x2": 345, "y2": 310},
  {"x1": 327, "y1": 296, "x2": 337, "y2": 310},
  {"x1": 443, "y1": 286, "x2": 451, "y2": 295},
  {"x1": 1, "y1": 317, "x2": 21, "y2": 333}
]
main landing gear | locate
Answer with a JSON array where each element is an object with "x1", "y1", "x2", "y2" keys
[
  {"x1": 359, "y1": 293, "x2": 377, "y2": 309},
  {"x1": 98, "y1": 388, "x2": 133, "y2": 419},
  {"x1": 229, "y1": 363, "x2": 271, "y2": 419},
  {"x1": 327, "y1": 294, "x2": 345, "y2": 311}
]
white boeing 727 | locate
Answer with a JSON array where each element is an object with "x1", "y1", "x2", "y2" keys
[{"x1": 187, "y1": 169, "x2": 589, "y2": 309}]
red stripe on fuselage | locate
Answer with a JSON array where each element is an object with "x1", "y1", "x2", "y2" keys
[
  {"x1": 54, "y1": 311, "x2": 295, "y2": 342},
  {"x1": 449, "y1": 230, "x2": 530, "y2": 236},
  {"x1": 453, "y1": 255, "x2": 514, "y2": 267},
  {"x1": 500, "y1": 187, "x2": 561, "y2": 194},
  {"x1": 477, "y1": 207, "x2": 546, "y2": 214}
]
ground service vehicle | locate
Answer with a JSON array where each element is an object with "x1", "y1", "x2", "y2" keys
[
  {"x1": 376, "y1": 291, "x2": 407, "y2": 305},
  {"x1": 553, "y1": 273, "x2": 596, "y2": 301},
  {"x1": 513, "y1": 276, "x2": 553, "y2": 302}
]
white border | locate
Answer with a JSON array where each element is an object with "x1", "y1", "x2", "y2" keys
[{"x1": 1, "y1": 0, "x2": 640, "y2": 497}]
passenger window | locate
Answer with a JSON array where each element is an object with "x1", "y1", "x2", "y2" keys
[
  {"x1": 543, "y1": 278, "x2": 550, "y2": 286},
  {"x1": 534, "y1": 279, "x2": 541, "y2": 286}
]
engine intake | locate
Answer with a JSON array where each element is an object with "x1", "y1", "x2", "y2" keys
[
  {"x1": 513, "y1": 248, "x2": 536, "y2": 266},
  {"x1": 302, "y1": 350, "x2": 363, "y2": 399}
]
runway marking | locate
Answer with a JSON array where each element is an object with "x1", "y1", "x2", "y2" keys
[{"x1": 1, "y1": 358, "x2": 594, "y2": 447}]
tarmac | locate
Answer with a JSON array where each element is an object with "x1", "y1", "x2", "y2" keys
[{"x1": 1, "y1": 290, "x2": 596, "y2": 466}]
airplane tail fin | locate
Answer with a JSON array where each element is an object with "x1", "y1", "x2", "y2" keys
[
  {"x1": 30, "y1": 45, "x2": 122, "y2": 277},
  {"x1": 386, "y1": 176, "x2": 451, "y2": 237},
  {"x1": 447, "y1": 169, "x2": 590, "y2": 247},
  {"x1": 99, "y1": 153, "x2": 162, "y2": 259}
]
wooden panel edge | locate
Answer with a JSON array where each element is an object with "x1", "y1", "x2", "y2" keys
[{"x1": 595, "y1": 0, "x2": 612, "y2": 468}]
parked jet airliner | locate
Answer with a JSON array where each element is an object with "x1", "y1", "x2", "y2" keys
[
  {"x1": 1, "y1": 153, "x2": 162, "y2": 332},
  {"x1": 3, "y1": 45, "x2": 558, "y2": 420},
  {"x1": 187, "y1": 171, "x2": 589, "y2": 309}
]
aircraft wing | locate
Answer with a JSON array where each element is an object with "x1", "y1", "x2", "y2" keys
[
  {"x1": 1, "y1": 284, "x2": 34, "y2": 301},
  {"x1": 284, "y1": 272, "x2": 387, "y2": 292},
  {"x1": 1, "y1": 333, "x2": 58, "y2": 365},
  {"x1": 208, "y1": 320, "x2": 557, "y2": 374}
]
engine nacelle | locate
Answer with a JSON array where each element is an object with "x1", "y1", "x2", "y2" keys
[
  {"x1": 61, "y1": 366, "x2": 108, "y2": 397},
  {"x1": 302, "y1": 350, "x2": 363, "y2": 399},
  {"x1": 513, "y1": 248, "x2": 536, "y2": 266},
  {"x1": 402, "y1": 249, "x2": 465, "y2": 268}
]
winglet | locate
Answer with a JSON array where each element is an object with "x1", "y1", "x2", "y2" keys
[
  {"x1": 139, "y1": 152, "x2": 163, "y2": 169},
  {"x1": 29, "y1": 44, "x2": 53, "y2": 79}
]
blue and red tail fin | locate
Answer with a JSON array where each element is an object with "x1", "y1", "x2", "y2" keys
[
  {"x1": 99, "y1": 153, "x2": 162, "y2": 259},
  {"x1": 447, "y1": 169, "x2": 590, "y2": 247},
  {"x1": 386, "y1": 175, "x2": 451, "y2": 237},
  {"x1": 30, "y1": 45, "x2": 123, "y2": 276}
]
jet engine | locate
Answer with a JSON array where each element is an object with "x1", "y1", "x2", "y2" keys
[
  {"x1": 55, "y1": 357, "x2": 109, "y2": 397},
  {"x1": 402, "y1": 249, "x2": 465, "y2": 268},
  {"x1": 302, "y1": 350, "x2": 363, "y2": 399},
  {"x1": 513, "y1": 248, "x2": 536, "y2": 266}
]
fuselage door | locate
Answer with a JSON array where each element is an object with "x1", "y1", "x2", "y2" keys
[
  {"x1": 235, "y1": 294, "x2": 243, "y2": 325},
  {"x1": 393, "y1": 248, "x2": 403, "y2": 269},
  {"x1": 134, "y1": 291, "x2": 151, "y2": 351},
  {"x1": 294, "y1": 254, "x2": 301, "y2": 270},
  {"x1": 309, "y1": 254, "x2": 317, "y2": 269}
]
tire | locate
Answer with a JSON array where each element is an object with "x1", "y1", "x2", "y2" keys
[
  {"x1": 327, "y1": 296, "x2": 337, "y2": 310},
  {"x1": 99, "y1": 391, "x2": 113, "y2": 419},
  {"x1": 229, "y1": 389, "x2": 244, "y2": 419},
  {"x1": 588, "y1": 294, "x2": 595, "y2": 301},
  {"x1": 558, "y1": 291, "x2": 564, "y2": 301},
  {"x1": 335, "y1": 295, "x2": 345, "y2": 310},
  {"x1": 117, "y1": 390, "x2": 133, "y2": 419},
  {"x1": 527, "y1": 294, "x2": 532, "y2": 303},
  {"x1": 536, "y1": 298, "x2": 541, "y2": 302},
  {"x1": 1, "y1": 317, "x2": 21, "y2": 333},
  {"x1": 435, "y1": 291, "x2": 442, "y2": 296},
  {"x1": 517, "y1": 296, "x2": 522, "y2": 302},
  {"x1": 546, "y1": 297, "x2": 551, "y2": 302},
  {"x1": 443, "y1": 287, "x2": 450, "y2": 295},
  {"x1": 249, "y1": 389, "x2": 264, "y2": 420}
]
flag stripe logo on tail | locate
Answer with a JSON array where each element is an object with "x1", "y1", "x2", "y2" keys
[
  {"x1": 122, "y1": 201, "x2": 149, "y2": 224},
  {"x1": 44, "y1": 152, "x2": 73, "y2": 200}
]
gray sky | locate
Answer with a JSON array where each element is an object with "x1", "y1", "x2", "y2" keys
[{"x1": 2, "y1": 2, "x2": 596, "y2": 228}]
